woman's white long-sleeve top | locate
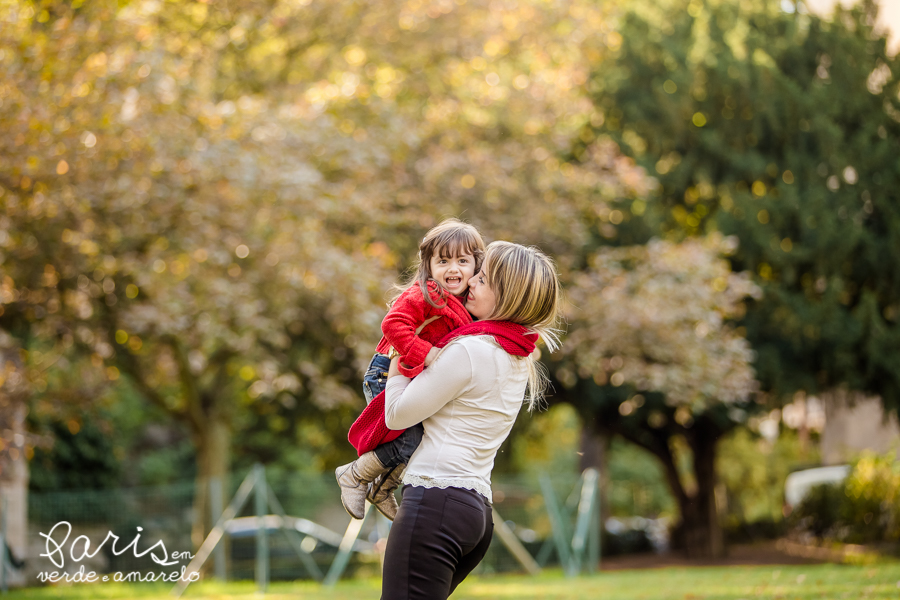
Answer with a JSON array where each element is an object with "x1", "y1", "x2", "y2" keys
[{"x1": 384, "y1": 335, "x2": 528, "y2": 503}]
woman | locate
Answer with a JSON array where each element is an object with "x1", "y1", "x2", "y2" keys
[{"x1": 380, "y1": 240, "x2": 561, "y2": 600}]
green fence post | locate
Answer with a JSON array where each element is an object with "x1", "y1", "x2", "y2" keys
[
  {"x1": 571, "y1": 469, "x2": 599, "y2": 574},
  {"x1": 534, "y1": 536, "x2": 556, "y2": 567},
  {"x1": 209, "y1": 477, "x2": 226, "y2": 581},
  {"x1": 588, "y1": 469, "x2": 601, "y2": 574},
  {"x1": 265, "y1": 483, "x2": 324, "y2": 581},
  {"x1": 539, "y1": 473, "x2": 574, "y2": 576},
  {"x1": 172, "y1": 468, "x2": 258, "y2": 598},
  {"x1": 254, "y1": 464, "x2": 269, "y2": 593},
  {"x1": 323, "y1": 503, "x2": 372, "y2": 586}
]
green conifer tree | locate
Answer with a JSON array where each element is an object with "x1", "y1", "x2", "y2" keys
[
  {"x1": 568, "y1": 0, "x2": 900, "y2": 557},
  {"x1": 585, "y1": 0, "x2": 900, "y2": 409}
]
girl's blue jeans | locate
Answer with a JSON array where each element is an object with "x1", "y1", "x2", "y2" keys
[{"x1": 363, "y1": 353, "x2": 425, "y2": 469}]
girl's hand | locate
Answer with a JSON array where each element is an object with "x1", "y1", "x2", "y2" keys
[
  {"x1": 424, "y1": 347, "x2": 439, "y2": 367},
  {"x1": 388, "y1": 356, "x2": 402, "y2": 379}
]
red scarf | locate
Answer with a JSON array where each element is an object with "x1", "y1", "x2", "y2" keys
[
  {"x1": 435, "y1": 320, "x2": 537, "y2": 356},
  {"x1": 348, "y1": 321, "x2": 537, "y2": 455}
]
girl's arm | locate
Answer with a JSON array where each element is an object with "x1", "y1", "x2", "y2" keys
[
  {"x1": 384, "y1": 343, "x2": 473, "y2": 429},
  {"x1": 382, "y1": 286, "x2": 439, "y2": 376}
]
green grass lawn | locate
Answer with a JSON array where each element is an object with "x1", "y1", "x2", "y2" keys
[{"x1": 5, "y1": 563, "x2": 900, "y2": 599}]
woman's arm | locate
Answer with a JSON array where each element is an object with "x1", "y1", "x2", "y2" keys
[{"x1": 384, "y1": 343, "x2": 473, "y2": 429}]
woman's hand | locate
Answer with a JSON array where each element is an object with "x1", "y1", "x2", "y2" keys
[
  {"x1": 388, "y1": 356, "x2": 403, "y2": 379},
  {"x1": 424, "y1": 347, "x2": 440, "y2": 367}
]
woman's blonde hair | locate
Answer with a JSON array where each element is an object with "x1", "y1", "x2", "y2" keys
[
  {"x1": 482, "y1": 241, "x2": 562, "y2": 411},
  {"x1": 392, "y1": 218, "x2": 486, "y2": 309}
]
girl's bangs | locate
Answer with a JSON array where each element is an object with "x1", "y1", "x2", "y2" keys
[{"x1": 434, "y1": 231, "x2": 481, "y2": 259}]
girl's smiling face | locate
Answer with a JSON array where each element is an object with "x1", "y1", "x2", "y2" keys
[{"x1": 430, "y1": 251, "x2": 476, "y2": 297}]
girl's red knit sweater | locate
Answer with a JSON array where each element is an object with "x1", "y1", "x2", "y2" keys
[{"x1": 376, "y1": 281, "x2": 472, "y2": 378}]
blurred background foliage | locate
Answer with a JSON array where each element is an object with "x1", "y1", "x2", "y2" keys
[
  {"x1": 585, "y1": 0, "x2": 900, "y2": 405},
  {"x1": 791, "y1": 450, "x2": 900, "y2": 545},
  {"x1": 1, "y1": 0, "x2": 898, "y2": 560},
  {"x1": 718, "y1": 426, "x2": 818, "y2": 534}
]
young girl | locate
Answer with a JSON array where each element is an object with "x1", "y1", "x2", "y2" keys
[{"x1": 336, "y1": 219, "x2": 486, "y2": 520}]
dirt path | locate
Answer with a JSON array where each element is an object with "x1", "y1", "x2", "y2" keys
[{"x1": 600, "y1": 541, "x2": 827, "y2": 570}]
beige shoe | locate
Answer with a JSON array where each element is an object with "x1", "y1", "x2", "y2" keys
[
  {"x1": 367, "y1": 464, "x2": 405, "y2": 521},
  {"x1": 335, "y1": 451, "x2": 389, "y2": 519}
]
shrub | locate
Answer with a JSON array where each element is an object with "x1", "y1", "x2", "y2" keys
[
  {"x1": 790, "y1": 483, "x2": 845, "y2": 539},
  {"x1": 840, "y1": 452, "x2": 900, "y2": 543},
  {"x1": 790, "y1": 451, "x2": 900, "y2": 545}
]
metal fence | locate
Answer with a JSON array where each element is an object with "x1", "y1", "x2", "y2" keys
[{"x1": 19, "y1": 467, "x2": 608, "y2": 589}]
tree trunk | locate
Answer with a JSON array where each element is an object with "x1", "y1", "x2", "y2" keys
[
  {"x1": 579, "y1": 425, "x2": 609, "y2": 526},
  {"x1": 628, "y1": 422, "x2": 725, "y2": 559},
  {"x1": 191, "y1": 412, "x2": 231, "y2": 549},
  {"x1": 0, "y1": 339, "x2": 30, "y2": 584},
  {"x1": 677, "y1": 425, "x2": 724, "y2": 559},
  {"x1": 578, "y1": 424, "x2": 606, "y2": 472}
]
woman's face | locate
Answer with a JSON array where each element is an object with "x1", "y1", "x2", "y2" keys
[{"x1": 465, "y1": 267, "x2": 497, "y2": 320}]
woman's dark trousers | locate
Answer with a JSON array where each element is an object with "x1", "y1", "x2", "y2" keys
[{"x1": 381, "y1": 485, "x2": 493, "y2": 600}]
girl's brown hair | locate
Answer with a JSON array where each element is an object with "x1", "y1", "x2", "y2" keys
[{"x1": 393, "y1": 218, "x2": 486, "y2": 309}]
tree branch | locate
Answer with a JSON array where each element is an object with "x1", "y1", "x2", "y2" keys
[
  {"x1": 114, "y1": 345, "x2": 183, "y2": 418},
  {"x1": 162, "y1": 335, "x2": 206, "y2": 432},
  {"x1": 618, "y1": 424, "x2": 689, "y2": 506}
]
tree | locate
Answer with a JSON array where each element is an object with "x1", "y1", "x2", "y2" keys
[
  {"x1": 1, "y1": 0, "x2": 653, "y2": 545},
  {"x1": 0, "y1": 0, "x2": 396, "y2": 543},
  {"x1": 557, "y1": 235, "x2": 761, "y2": 557},
  {"x1": 582, "y1": 0, "x2": 900, "y2": 409}
]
